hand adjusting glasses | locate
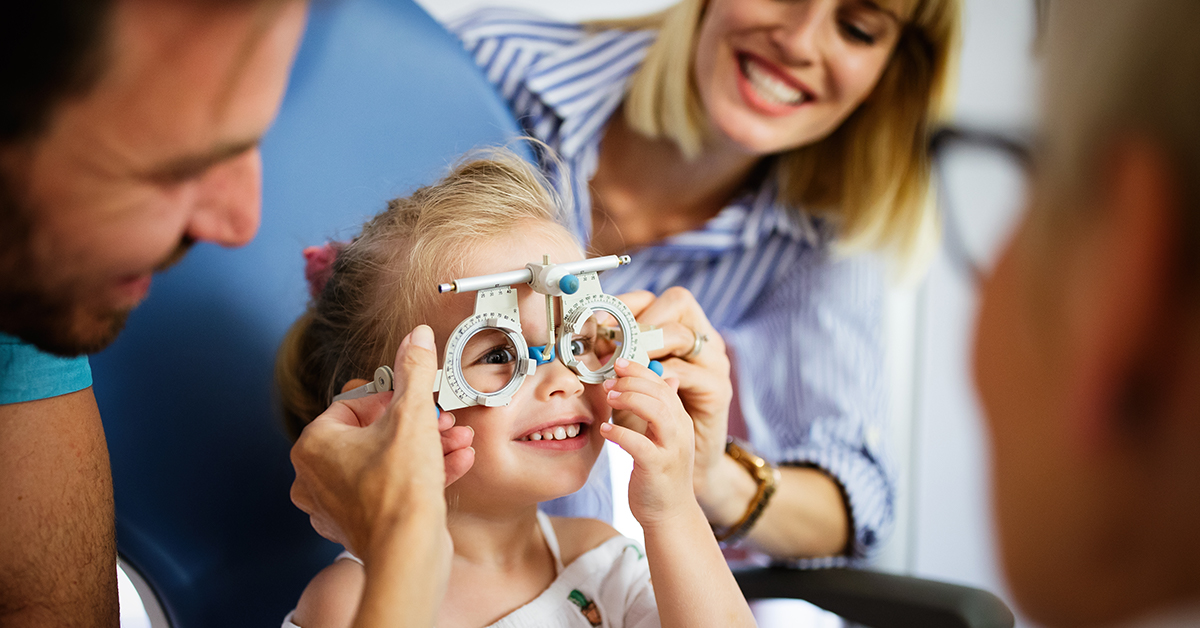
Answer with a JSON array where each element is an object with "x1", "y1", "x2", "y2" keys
[{"x1": 334, "y1": 255, "x2": 665, "y2": 411}]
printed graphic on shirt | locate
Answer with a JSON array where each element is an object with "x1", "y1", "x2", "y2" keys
[{"x1": 567, "y1": 589, "x2": 602, "y2": 627}]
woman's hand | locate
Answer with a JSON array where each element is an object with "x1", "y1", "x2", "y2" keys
[
  {"x1": 599, "y1": 358, "x2": 696, "y2": 527},
  {"x1": 618, "y1": 288, "x2": 733, "y2": 506},
  {"x1": 289, "y1": 325, "x2": 475, "y2": 560}
]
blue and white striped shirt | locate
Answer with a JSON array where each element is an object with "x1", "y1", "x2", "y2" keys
[{"x1": 450, "y1": 9, "x2": 894, "y2": 563}]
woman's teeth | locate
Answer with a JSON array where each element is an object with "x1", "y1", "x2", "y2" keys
[
  {"x1": 741, "y1": 56, "x2": 805, "y2": 106},
  {"x1": 521, "y1": 423, "x2": 582, "y2": 441}
]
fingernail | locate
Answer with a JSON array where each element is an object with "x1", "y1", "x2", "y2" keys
[
  {"x1": 602, "y1": 379, "x2": 615, "y2": 391},
  {"x1": 467, "y1": 426, "x2": 474, "y2": 435},
  {"x1": 412, "y1": 325, "x2": 435, "y2": 351},
  {"x1": 607, "y1": 390, "x2": 620, "y2": 400},
  {"x1": 599, "y1": 422, "x2": 612, "y2": 432},
  {"x1": 616, "y1": 357, "x2": 629, "y2": 368}
]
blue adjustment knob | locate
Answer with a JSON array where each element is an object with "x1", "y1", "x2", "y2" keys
[
  {"x1": 559, "y1": 274, "x2": 580, "y2": 294},
  {"x1": 648, "y1": 360, "x2": 664, "y2": 377},
  {"x1": 529, "y1": 345, "x2": 555, "y2": 365}
]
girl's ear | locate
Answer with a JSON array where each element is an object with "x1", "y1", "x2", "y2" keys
[{"x1": 341, "y1": 378, "x2": 370, "y2": 393}]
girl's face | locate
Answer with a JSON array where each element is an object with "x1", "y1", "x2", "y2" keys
[
  {"x1": 430, "y1": 229, "x2": 610, "y2": 512},
  {"x1": 693, "y1": 0, "x2": 906, "y2": 156}
]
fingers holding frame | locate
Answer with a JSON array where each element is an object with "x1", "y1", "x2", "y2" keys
[
  {"x1": 618, "y1": 287, "x2": 726, "y2": 365},
  {"x1": 599, "y1": 421, "x2": 657, "y2": 461},
  {"x1": 602, "y1": 358, "x2": 689, "y2": 445}
]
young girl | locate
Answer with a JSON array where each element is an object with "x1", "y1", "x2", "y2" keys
[{"x1": 276, "y1": 151, "x2": 755, "y2": 628}]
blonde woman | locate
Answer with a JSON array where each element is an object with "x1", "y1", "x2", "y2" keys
[{"x1": 450, "y1": 0, "x2": 960, "y2": 565}]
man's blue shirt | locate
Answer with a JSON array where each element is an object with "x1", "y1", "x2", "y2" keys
[{"x1": 0, "y1": 332, "x2": 92, "y2": 404}]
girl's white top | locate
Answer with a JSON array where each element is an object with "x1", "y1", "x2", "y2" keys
[{"x1": 281, "y1": 511, "x2": 658, "y2": 628}]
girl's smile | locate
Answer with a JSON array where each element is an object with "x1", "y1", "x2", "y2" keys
[{"x1": 515, "y1": 415, "x2": 593, "y2": 449}]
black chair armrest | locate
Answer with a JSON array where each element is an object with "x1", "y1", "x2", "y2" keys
[{"x1": 734, "y1": 567, "x2": 1015, "y2": 628}]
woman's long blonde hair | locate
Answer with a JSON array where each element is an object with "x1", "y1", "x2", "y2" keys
[{"x1": 600, "y1": 0, "x2": 961, "y2": 263}]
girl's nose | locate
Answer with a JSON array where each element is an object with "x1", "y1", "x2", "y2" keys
[{"x1": 535, "y1": 357, "x2": 586, "y2": 400}]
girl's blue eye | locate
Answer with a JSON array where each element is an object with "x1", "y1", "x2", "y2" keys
[
  {"x1": 570, "y1": 338, "x2": 589, "y2": 357},
  {"x1": 480, "y1": 346, "x2": 516, "y2": 365}
]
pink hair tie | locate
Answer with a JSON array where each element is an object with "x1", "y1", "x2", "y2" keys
[{"x1": 303, "y1": 241, "x2": 344, "y2": 298}]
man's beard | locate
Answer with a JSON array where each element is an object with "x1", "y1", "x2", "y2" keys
[
  {"x1": 0, "y1": 166, "x2": 189, "y2": 357},
  {"x1": 0, "y1": 283, "x2": 131, "y2": 357}
]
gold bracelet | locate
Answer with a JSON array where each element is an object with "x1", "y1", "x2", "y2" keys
[{"x1": 713, "y1": 437, "x2": 780, "y2": 545}]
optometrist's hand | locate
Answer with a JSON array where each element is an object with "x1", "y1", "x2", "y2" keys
[
  {"x1": 600, "y1": 358, "x2": 697, "y2": 526},
  {"x1": 617, "y1": 289, "x2": 732, "y2": 507},
  {"x1": 289, "y1": 325, "x2": 475, "y2": 559}
]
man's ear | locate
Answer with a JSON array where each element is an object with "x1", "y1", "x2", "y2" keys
[
  {"x1": 341, "y1": 378, "x2": 370, "y2": 394},
  {"x1": 1063, "y1": 135, "x2": 1181, "y2": 448}
]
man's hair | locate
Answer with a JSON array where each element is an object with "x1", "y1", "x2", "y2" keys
[
  {"x1": 1039, "y1": 0, "x2": 1200, "y2": 278},
  {"x1": 1, "y1": 0, "x2": 287, "y2": 146},
  {"x1": 0, "y1": 1, "x2": 115, "y2": 144}
]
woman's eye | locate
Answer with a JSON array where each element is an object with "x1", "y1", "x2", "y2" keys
[
  {"x1": 479, "y1": 346, "x2": 515, "y2": 365},
  {"x1": 570, "y1": 338, "x2": 590, "y2": 357},
  {"x1": 841, "y1": 21, "x2": 877, "y2": 45}
]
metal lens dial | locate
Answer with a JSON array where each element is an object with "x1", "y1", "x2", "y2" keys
[
  {"x1": 439, "y1": 309, "x2": 531, "y2": 409},
  {"x1": 558, "y1": 295, "x2": 637, "y2": 384},
  {"x1": 460, "y1": 328, "x2": 520, "y2": 395}
]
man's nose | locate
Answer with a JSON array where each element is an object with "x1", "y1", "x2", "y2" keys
[{"x1": 184, "y1": 148, "x2": 263, "y2": 248}]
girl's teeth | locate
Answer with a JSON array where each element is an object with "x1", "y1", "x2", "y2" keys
[{"x1": 522, "y1": 423, "x2": 582, "y2": 441}]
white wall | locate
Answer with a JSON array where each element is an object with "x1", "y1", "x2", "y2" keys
[{"x1": 907, "y1": 2, "x2": 1040, "y2": 627}]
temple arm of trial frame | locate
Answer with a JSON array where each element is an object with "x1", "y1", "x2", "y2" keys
[
  {"x1": 333, "y1": 366, "x2": 398, "y2": 403},
  {"x1": 437, "y1": 255, "x2": 630, "y2": 295}
]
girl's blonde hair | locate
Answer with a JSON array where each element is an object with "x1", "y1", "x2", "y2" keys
[
  {"x1": 276, "y1": 149, "x2": 578, "y2": 439},
  {"x1": 602, "y1": 0, "x2": 962, "y2": 262}
]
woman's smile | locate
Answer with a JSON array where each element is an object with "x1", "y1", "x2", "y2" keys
[
  {"x1": 735, "y1": 51, "x2": 816, "y2": 115},
  {"x1": 693, "y1": 0, "x2": 901, "y2": 155}
]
